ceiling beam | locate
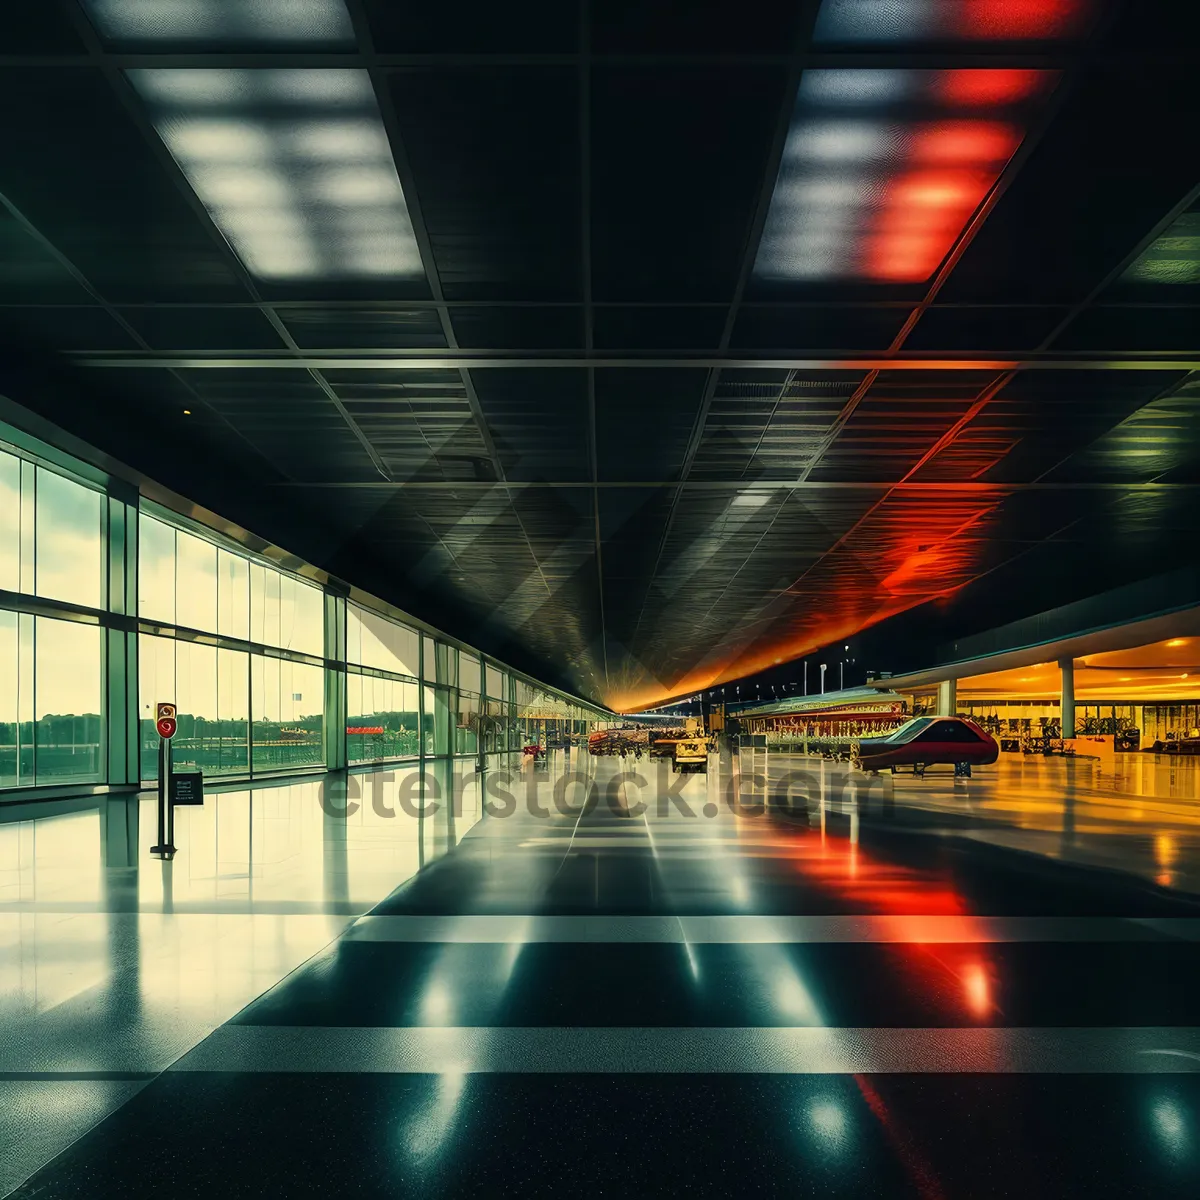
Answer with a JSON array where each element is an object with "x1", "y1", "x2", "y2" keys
[
  {"x1": 11, "y1": 299, "x2": 1200, "y2": 310},
  {"x1": 0, "y1": 51, "x2": 1084, "y2": 69},
  {"x1": 264, "y1": 480, "x2": 1200, "y2": 492},
  {"x1": 72, "y1": 354, "x2": 1200, "y2": 370}
]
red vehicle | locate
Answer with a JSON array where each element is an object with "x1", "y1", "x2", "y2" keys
[{"x1": 853, "y1": 716, "x2": 999, "y2": 776}]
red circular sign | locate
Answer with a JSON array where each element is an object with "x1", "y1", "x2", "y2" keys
[{"x1": 156, "y1": 716, "x2": 177, "y2": 739}]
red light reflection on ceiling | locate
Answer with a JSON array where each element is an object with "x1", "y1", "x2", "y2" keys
[
  {"x1": 912, "y1": 121, "x2": 1021, "y2": 166},
  {"x1": 961, "y1": 0, "x2": 1090, "y2": 40},
  {"x1": 867, "y1": 166, "x2": 997, "y2": 281},
  {"x1": 865, "y1": 118, "x2": 1021, "y2": 281},
  {"x1": 935, "y1": 69, "x2": 1048, "y2": 107},
  {"x1": 755, "y1": 66, "x2": 1066, "y2": 284}
]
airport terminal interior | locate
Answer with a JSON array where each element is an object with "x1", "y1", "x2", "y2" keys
[{"x1": 4, "y1": 1, "x2": 1200, "y2": 1196}]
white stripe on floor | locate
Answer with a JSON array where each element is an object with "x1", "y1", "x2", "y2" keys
[
  {"x1": 342, "y1": 914, "x2": 1200, "y2": 944},
  {"x1": 172, "y1": 1025, "x2": 1200, "y2": 1074}
]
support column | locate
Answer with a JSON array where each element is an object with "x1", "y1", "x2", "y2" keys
[
  {"x1": 936, "y1": 678, "x2": 957, "y2": 717},
  {"x1": 1059, "y1": 657, "x2": 1076, "y2": 739},
  {"x1": 105, "y1": 486, "x2": 140, "y2": 787},
  {"x1": 323, "y1": 590, "x2": 347, "y2": 771}
]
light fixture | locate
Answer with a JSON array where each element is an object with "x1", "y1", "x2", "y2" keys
[
  {"x1": 755, "y1": 67, "x2": 1052, "y2": 283},
  {"x1": 128, "y1": 68, "x2": 425, "y2": 282},
  {"x1": 730, "y1": 492, "x2": 772, "y2": 507},
  {"x1": 82, "y1": 0, "x2": 355, "y2": 46},
  {"x1": 813, "y1": 0, "x2": 1094, "y2": 43}
]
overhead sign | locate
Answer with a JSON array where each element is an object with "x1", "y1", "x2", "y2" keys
[
  {"x1": 155, "y1": 701, "x2": 177, "y2": 740},
  {"x1": 170, "y1": 771, "x2": 204, "y2": 806}
]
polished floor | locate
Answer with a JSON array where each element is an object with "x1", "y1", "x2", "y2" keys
[{"x1": 4, "y1": 748, "x2": 1200, "y2": 1197}]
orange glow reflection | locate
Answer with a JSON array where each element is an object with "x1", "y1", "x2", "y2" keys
[
  {"x1": 961, "y1": 961, "x2": 991, "y2": 1016},
  {"x1": 746, "y1": 812, "x2": 1001, "y2": 1025}
]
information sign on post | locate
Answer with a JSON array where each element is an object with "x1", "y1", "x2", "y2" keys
[
  {"x1": 170, "y1": 772, "x2": 204, "y2": 806},
  {"x1": 155, "y1": 701, "x2": 177, "y2": 740}
]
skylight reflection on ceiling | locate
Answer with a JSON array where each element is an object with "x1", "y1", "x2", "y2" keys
[{"x1": 129, "y1": 69, "x2": 425, "y2": 283}]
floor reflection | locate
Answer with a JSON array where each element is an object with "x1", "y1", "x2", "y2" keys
[
  {"x1": 0, "y1": 757, "x2": 493, "y2": 1195},
  {"x1": 5, "y1": 746, "x2": 1200, "y2": 1196}
]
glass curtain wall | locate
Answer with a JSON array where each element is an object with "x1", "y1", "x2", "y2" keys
[
  {"x1": 457, "y1": 652, "x2": 481, "y2": 755},
  {"x1": 422, "y1": 635, "x2": 454, "y2": 757},
  {"x1": 345, "y1": 603, "x2": 421, "y2": 765},
  {"x1": 0, "y1": 446, "x2": 106, "y2": 789},
  {"x1": 2, "y1": 431, "x2": 608, "y2": 799},
  {"x1": 0, "y1": 613, "x2": 104, "y2": 789},
  {"x1": 138, "y1": 512, "x2": 326, "y2": 779}
]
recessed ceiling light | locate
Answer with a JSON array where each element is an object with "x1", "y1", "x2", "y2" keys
[
  {"x1": 128, "y1": 68, "x2": 425, "y2": 283},
  {"x1": 753, "y1": 60, "x2": 1069, "y2": 283},
  {"x1": 82, "y1": 0, "x2": 355, "y2": 46},
  {"x1": 812, "y1": 0, "x2": 1094, "y2": 43}
]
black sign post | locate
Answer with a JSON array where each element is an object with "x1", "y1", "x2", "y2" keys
[
  {"x1": 150, "y1": 702, "x2": 204, "y2": 858},
  {"x1": 151, "y1": 735, "x2": 175, "y2": 857}
]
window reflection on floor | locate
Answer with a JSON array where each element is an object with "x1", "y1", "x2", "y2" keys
[{"x1": 0, "y1": 761, "x2": 489, "y2": 1068}]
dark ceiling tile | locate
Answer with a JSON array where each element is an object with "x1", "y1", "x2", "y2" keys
[
  {"x1": 451, "y1": 307, "x2": 583, "y2": 350},
  {"x1": 389, "y1": 68, "x2": 581, "y2": 301},
  {"x1": 471, "y1": 368, "x2": 592, "y2": 482},
  {"x1": 0, "y1": 208, "x2": 95, "y2": 303},
  {"x1": 120, "y1": 306, "x2": 287, "y2": 351},
  {"x1": 904, "y1": 306, "x2": 1070, "y2": 352},
  {"x1": 1098, "y1": 0, "x2": 1200, "y2": 50},
  {"x1": 0, "y1": 306, "x2": 138, "y2": 352},
  {"x1": 591, "y1": 65, "x2": 788, "y2": 302},
  {"x1": 731, "y1": 306, "x2": 912, "y2": 351},
  {"x1": 361, "y1": 0, "x2": 576, "y2": 53},
  {"x1": 0, "y1": 7, "x2": 86, "y2": 52},
  {"x1": 591, "y1": 0, "x2": 803, "y2": 52},
  {"x1": 592, "y1": 306, "x2": 727, "y2": 350},
  {"x1": 279, "y1": 308, "x2": 446, "y2": 350},
  {"x1": 1051, "y1": 306, "x2": 1200, "y2": 351},
  {"x1": 595, "y1": 368, "x2": 707, "y2": 481},
  {"x1": 0, "y1": 68, "x2": 248, "y2": 302}
]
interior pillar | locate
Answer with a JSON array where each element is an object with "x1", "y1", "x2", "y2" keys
[
  {"x1": 936, "y1": 678, "x2": 957, "y2": 716},
  {"x1": 1059, "y1": 658, "x2": 1076, "y2": 738}
]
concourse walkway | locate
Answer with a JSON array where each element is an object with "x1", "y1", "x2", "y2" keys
[{"x1": 5, "y1": 749, "x2": 1200, "y2": 1197}]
